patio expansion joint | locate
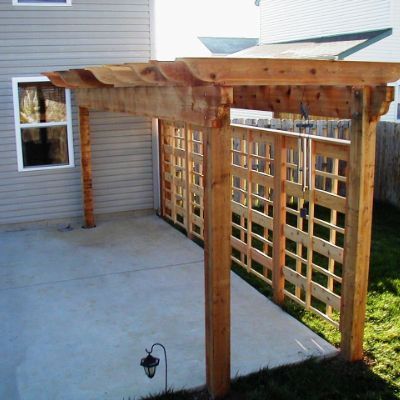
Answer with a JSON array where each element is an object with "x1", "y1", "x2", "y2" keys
[{"x1": 0, "y1": 259, "x2": 204, "y2": 292}]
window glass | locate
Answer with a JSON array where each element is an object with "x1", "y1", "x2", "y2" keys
[
  {"x1": 18, "y1": 81, "x2": 66, "y2": 124},
  {"x1": 21, "y1": 126, "x2": 69, "y2": 167},
  {"x1": 13, "y1": 77, "x2": 73, "y2": 171}
]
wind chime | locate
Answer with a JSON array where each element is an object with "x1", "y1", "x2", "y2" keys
[{"x1": 296, "y1": 102, "x2": 313, "y2": 219}]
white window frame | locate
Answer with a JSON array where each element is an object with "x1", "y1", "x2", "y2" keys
[
  {"x1": 12, "y1": 0, "x2": 71, "y2": 6},
  {"x1": 12, "y1": 76, "x2": 74, "y2": 172}
]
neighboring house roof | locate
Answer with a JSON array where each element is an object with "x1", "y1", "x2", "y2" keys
[
  {"x1": 198, "y1": 37, "x2": 259, "y2": 55},
  {"x1": 232, "y1": 28, "x2": 392, "y2": 59}
]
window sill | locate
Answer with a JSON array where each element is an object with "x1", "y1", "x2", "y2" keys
[{"x1": 18, "y1": 163, "x2": 76, "y2": 173}]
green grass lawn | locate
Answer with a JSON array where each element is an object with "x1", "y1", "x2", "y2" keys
[{"x1": 143, "y1": 202, "x2": 399, "y2": 399}]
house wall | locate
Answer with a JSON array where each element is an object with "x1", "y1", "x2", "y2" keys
[
  {"x1": 345, "y1": 0, "x2": 400, "y2": 121},
  {"x1": 0, "y1": 0, "x2": 153, "y2": 225},
  {"x1": 258, "y1": 0, "x2": 400, "y2": 121},
  {"x1": 259, "y1": 0, "x2": 392, "y2": 44}
]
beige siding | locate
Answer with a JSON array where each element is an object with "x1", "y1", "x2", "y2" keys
[{"x1": 0, "y1": 0, "x2": 153, "y2": 225}]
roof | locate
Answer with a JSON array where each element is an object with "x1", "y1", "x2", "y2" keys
[
  {"x1": 198, "y1": 37, "x2": 259, "y2": 55},
  {"x1": 232, "y1": 29, "x2": 392, "y2": 60}
]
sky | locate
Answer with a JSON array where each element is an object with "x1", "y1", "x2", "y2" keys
[{"x1": 154, "y1": 0, "x2": 260, "y2": 60}]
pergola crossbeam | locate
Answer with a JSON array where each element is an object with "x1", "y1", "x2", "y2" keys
[
  {"x1": 234, "y1": 85, "x2": 394, "y2": 119},
  {"x1": 74, "y1": 86, "x2": 233, "y2": 127}
]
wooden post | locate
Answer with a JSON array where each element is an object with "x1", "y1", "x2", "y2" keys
[
  {"x1": 272, "y1": 135, "x2": 286, "y2": 304},
  {"x1": 204, "y1": 114, "x2": 231, "y2": 398},
  {"x1": 340, "y1": 87, "x2": 377, "y2": 361},
  {"x1": 79, "y1": 106, "x2": 95, "y2": 228}
]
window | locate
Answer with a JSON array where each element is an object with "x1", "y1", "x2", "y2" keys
[
  {"x1": 13, "y1": 0, "x2": 71, "y2": 6},
  {"x1": 12, "y1": 77, "x2": 74, "y2": 171}
]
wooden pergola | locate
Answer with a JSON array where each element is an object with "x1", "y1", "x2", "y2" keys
[{"x1": 45, "y1": 58, "x2": 400, "y2": 398}]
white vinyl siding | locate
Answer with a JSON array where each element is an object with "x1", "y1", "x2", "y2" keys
[
  {"x1": 90, "y1": 112, "x2": 154, "y2": 215},
  {"x1": 0, "y1": 0, "x2": 152, "y2": 225},
  {"x1": 259, "y1": 0, "x2": 391, "y2": 44}
]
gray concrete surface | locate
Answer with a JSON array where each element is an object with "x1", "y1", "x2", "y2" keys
[{"x1": 0, "y1": 215, "x2": 337, "y2": 400}]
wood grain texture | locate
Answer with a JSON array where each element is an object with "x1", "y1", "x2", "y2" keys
[
  {"x1": 233, "y1": 86, "x2": 393, "y2": 119},
  {"x1": 340, "y1": 87, "x2": 377, "y2": 361},
  {"x1": 75, "y1": 86, "x2": 233, "y2": 128},
  {"x1": 79, "y1": 107, "x2": 95, "y2": 229},
  {"x1": 182, "y1": 58, "x2": 400, "y2": 86},
  {"x1": 272, "y1": 134, "x2": 286, "y2": 304},
  {"x1": 204, "y1": 113, "x2": 232, "y2": 398}
]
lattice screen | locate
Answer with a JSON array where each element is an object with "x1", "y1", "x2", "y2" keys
[
  {"x1": 160, "y1": 119, "x2": 350, "y2": 328},
  {"x1": 160, "y1": 121, "x2": 205, "y2": 239}
]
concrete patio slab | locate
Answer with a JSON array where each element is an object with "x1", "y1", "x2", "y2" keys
[{"x1": 0, "y1": 215, "x2": 337, "y2": 400}]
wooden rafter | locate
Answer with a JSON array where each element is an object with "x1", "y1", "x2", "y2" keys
[
  {"x1": 181, "y1": 58, "x2": 400, "y2": 86},
  {"x1": 44, "y1": 57, "x2": 400, "y2": 90}
]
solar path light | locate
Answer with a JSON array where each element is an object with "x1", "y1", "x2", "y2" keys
[{"x1": 140, "y1": 343, "x2": 168, "y2": 392}]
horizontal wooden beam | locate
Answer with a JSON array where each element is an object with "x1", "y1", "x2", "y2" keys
[
  {"x1": 182, "y1": 58, "x2": 400, "y2": 86},
  {"x1": 75, "y1": 86, "x2": 233, "y2": 127},
  {"x1": 233, "y1": 85, "x2": 394, "y2": 118},
  {"x1": 234, "y1": 86, "x2": 352, "y2": 118}
]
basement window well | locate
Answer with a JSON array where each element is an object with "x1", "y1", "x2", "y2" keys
[{"x1": 12, "y1": 77, "x2": 74, "y2": 172}]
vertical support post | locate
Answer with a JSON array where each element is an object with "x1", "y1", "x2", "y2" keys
[
  {"x1": 340, "y1": 86, "x2": 377, "y2": 361},
  {"x1": 272, "y1": 135, "x2": 286, "y2": 304},
  {"x1": 204, "y1": 114, "x2": 231, "y2": 398},
  {"x1": 79, "y1": 106, "x2": 95, "y2": 229}
]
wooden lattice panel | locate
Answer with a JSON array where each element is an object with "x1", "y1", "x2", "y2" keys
[
  {"x1": 160, "y1": 119, "x2": 350, "y2": 328},
  {"x1": 231, "y1": 127, "x2": 274, "y2": 286},
  {"x1": 160, "y1": 121, "x2": 188, "y2": 229},
  {"x1": 187, "y1": 126, "x2": 205, "y2": 240}
]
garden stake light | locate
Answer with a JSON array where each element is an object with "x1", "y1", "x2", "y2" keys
[{"x1": 140, "y1": 343, "x2": 168, "y2": 392}]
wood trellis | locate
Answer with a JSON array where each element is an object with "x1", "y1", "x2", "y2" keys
[
  {"x1": 160, "y1": 119, "x2": 350, "y2": 327},
  {"x1": 44, "y1": 58, "x2": 400, "y2": 399}
]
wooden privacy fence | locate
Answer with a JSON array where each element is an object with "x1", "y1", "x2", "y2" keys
[
  {"x1": 160, "y1": 118, "x2": 350, "y2": 329},
  {"x1": 375, "y1": 121, "x2": 400, "y2": 208}
]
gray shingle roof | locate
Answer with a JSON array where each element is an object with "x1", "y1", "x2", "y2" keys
[
  {"x1": 232, "y1": 29, "x2": 392, "y2": 59},
  {"x1": 198, "y1": 37, "x2": 259, "y2": 55}
]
